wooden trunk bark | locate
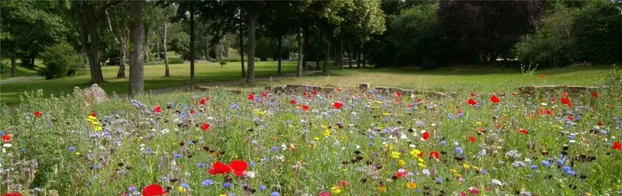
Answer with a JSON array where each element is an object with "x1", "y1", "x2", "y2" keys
[
  {"x1": 296, "y1": 19, "x2": 303, "y2": 77},
  {"x1": 347, "y1": 43, "x2": 353, "y2": 69},
  {"x1": 10, "y1": 56, "x2": 16, "y2": 77},
  {"x1": 163, "y1": 22, "x2": 170, "y2": 77},
  {"x1": 87, "y1": 4, "x2": 104, "y2": 83},
  {"x1": 323, "y1": 39, "x2": 330, "y2": 75},
  {"x1": 239, "y1": 15, "x2": 245, "y2": 77},
  {"x1": 246, "y1": 13, "x2": 256, "y2": 82},
  {"x1": 117, "y1": 36, "x2": 127, "y2": 78},
  {"x1": 189, "y1": 8, "x2": 196, "y2": 80},
  {"x1": 277, "y1": 35, "x2": 282, "y2": 73},
  {"x1": 129, "y1": 0, "x2": 145, "y2": 97}
]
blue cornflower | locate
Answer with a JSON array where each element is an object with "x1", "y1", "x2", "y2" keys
[
  {"x1": 231, "y1": 104, "x2": 240, "y2": 109},
  {"x1": 562, "y1": 166, "x2": 571, "y2": 172},
  {"x1": 435, "y1": 178, "x2": 443, "y2": 184},
  {"x1": 224, "y1": 182, "x2": 232, "y2": 189},
  {"x1": 259, "y1": 185, "x2": 267, "y2": 191},
  {"x1": 174, "y1": 153, "x2": 182, "y2": 158},
  {"x1": 565, "y1": 170, "x2": 576, "y2": 176},
  {"x1": 128, "y1": 186, "x2": 136, "y2": 192},
  {"x1": 69, "y1": 146, "x2": 76, "y2": 152},
  {"x1": 541, "y1": 160, "x2": 550, "y2": 167},
  {"x1": 249, "y1": 161, "x2": 255, "y2": 167},
  {"x1": 181, "y1": 183, "x2": 190, "y2": 189},
  {"x1": 271, "y1": 146, "x2": 278, "y2": 152},
  {"x1": 530, "y1": 165, "x2": 538, "y2": 170},
  {"x1": 201, "y1": 179, "x2": 213, "y2": 186},
  {"x1": 271, "y1": 192, "x2": 280, "y2": 196},
  {"x1": 440, "y1": 140, "x2": 447, "y2": 146},
  {"x1": 556, "y1": 159, "x2": 564, "y2": 165},
  {"x1": 456, "y1": 147, "x2": 464, "y2": 155},
  {"x1": 197, "y1": 163, "x2": 206, "y2": 168}
]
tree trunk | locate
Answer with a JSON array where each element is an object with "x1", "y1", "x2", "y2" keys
[
  {"x1": 347, "y1": 43, "x2": 353, "y2": 69},
  {"x1": 239, "y1": 15, "x2": 245, "y2": 77},
  {"x1": 117, "y1": 36, "x2": 127, "y2": 78},
  {"x1": 362, "y1": 43, "x2": 367, "y2": 68},
  {"x1": 323, "y1": 39, "x2": 330, "y2": 75},
  {"x1": 277, "y1": 35, "x2": 282, "y2": 73},
  {"x1": 296, "y1": 19, "x2": 303, "y2": 77},
  {"x1": 356, "y1": 42, "x2": 362, "y2": 69},
  {"x1": 10, "y1": 56, "x2": 16, "y2": 77},
  {"x1": 129, "y1": 0, "x2": 145, "y2": 97},
  {"x1": 302, "y1": 31, "x2": 309, "y2": 70},
  {"x1": 337, "y1": 33, "x2": 343, "y2": 70},
  {"x1": 190, "y1": 8, "x2": 196, "y2": 80},
  {"x1": 87, "y1": 5, "x2": 104, "y2": 83},
  {"x1": 246, "y1": 13, "x2": 256, "y2": 83},
  {"x1": 163, "y1": 22, "x2": 170, "y2": 77},
  {"x1": 156, "y1": 39, "x2": 160, "y2": 61}
]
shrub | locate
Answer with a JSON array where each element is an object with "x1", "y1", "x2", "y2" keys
[
  {"x1": 38, "y1": 42, "x2": 85, "y2": 79},
  {"x1": 571, "y1": 0, "x2": 622, "y2": 64},
  {"x1": 219, "y1": 58, "x2": 227, "y2": 66}
]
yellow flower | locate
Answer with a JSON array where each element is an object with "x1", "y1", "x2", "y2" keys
[
  {"x1": 398, "y1": 160, "x2": 406, "y2": 167},
  {"x1": 177, "y1": 186, "x2": 186, "y2": 192},
  {"x1": 314, "y1": 137, "x2": 320, "y2": 141},
  {"x1": 75, "y1": 152, "x2": 81, "y2": 156},
  {"x1": 450, "y1": 168, "x2": 458, "y2": 173},
  {"x1": 378, "y1": 185, "x2": 386, "y2": 192},
  {"x1": 410, "y1": 149, "x2": 422, "y2": 158},
  {"x1": 406, "y1": 182, "x2": 417, "y2": 189},
  {"x1": 374, "y1": 100, "x2": 382, "y2": 104},
  {"x1": 331, "y1": 185, "x2": 342, "y2": 194},
  {"x1": 324, "y1": 129, "x2": 331, "y2": 137},
  {"x1": 417, "y1": 158, "x2": 425, "y2": 163},
  {"x1": 463, "y1": 163, "x2": 471, "y2": 170},
  {"x1": 220, "y1": 195, "x2": 227, "y2": 196},
  {"x1": 253, "y1": 109, "x2": 265, "y2": 115},
  {"x1": 476, "y1": 121, "x2": 482, "y2": 126},
  {"x1": 418, "y1": 162, "x2": 426, "y2": 168},
  {"x1": 87, "y1": 115, "x2": 97, "y2": 122},
  {"x1": 391, "y1": 151, "x2": 401, "y2": 159},
  {"x1": 382, "y1": 112, "x2": 391, "y2": 116},
  {"x1": 384, "y1": 143, "x2": 392, "y2": 151},
  {"x1": 94, "y1": 124, "x2": 103, "y2": 131}
]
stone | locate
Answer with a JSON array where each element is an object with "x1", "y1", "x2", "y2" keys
[
  {"x1": 359, "y1": 83, "x2": 370, "y2": 91},
  {"x1": 82, "y1": 83, "x2": 108, "y2": 107}
]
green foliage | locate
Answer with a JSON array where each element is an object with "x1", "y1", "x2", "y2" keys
[
  {"x1": 513, "y1": 10, "x2": 576, "y2": 68},
  {"x1": 37, "y1": 42, "x2": 85, "y2": 79},
  {"x1": 255, "y1": 36, "x2": 273, "y2": 61},
  {"x1": 168, "y1": 57, "x2": 184, "y2": 64},
  {"x1": 571, "y1": 0, "x2": 622, "y2": 64}
]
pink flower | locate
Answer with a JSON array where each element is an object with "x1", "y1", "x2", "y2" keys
[{"x1": 319, "y1": 192, "x2": 331, "y2": 196}]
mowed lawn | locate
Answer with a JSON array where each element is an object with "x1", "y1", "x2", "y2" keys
[
  {"x1": 0, "y1": 61, "x2": 297, "y2": 105},
  {"x1": 254, "y1": 65, "x2": 616, "y2": 93}
]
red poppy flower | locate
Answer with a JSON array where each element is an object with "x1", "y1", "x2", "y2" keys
[
  {"x1": 416, "y1": 98, "x2": 423, "y2": 103},
  {"x1": 612, "y1": 142, "x2": 622, "y2": 151},
  {"x1": 2, "y1": 134, "x2": 11, "y2": 143},
  {"x1": 395, "y1": 169, "x2": 408, "y2": 178},
  {"x1": 429, "y1": 151, "x2": 440, "y2": 160},
  {"x1": 470, "y1": 92, "x2": 476, "y2": 97},
  {"x1": 229, "y1": 160, "x2": 248, "y2": 177},
  {"x1": 468, "y1": 135, "x2": 476, "y2": 143},
  {"x1": 396, "y1": 91, "x2": 402, "y2": 98},
  {"x1": 546, "y1": 108, "x2": 553, "y2": 115},
  {"x1": 333, "y1": 102, "x2": 343, "y2": 109},
  {"x1": 467, "y1": 98, "x2": 477, "y2": 106},
  {"x1": 365, "y1": 93, "x2": 372, "y2": 99},
  {"x1": 561, "y1": 97, "x2": 572, "y2": 106},
  {"x1": 2, "y1": 193, "x2": 22, "y2": 196},
  {"x1": 290, "y1": 99, "x2": 297, "y2": 105},
  {"x1": 302, "y1": 105, "x2": 310, "y2": 111},
  {"x1": 592, "y1": 91, "x2": 599, "y2": 99},
  {"x1": 597, "y1": 121, "x2": 604, "y2": 127},
  {"x1": 262, "y1": 92, "x2": 268, "y2": 97},
  {"x1": 567, "y1": 116, "x2": 574, "y2": 121},
  {"x1": 200, "y1": 123, "x2": 210, "y2": 131},
  {"x1": 337, "y1": 88, "x2": 342, "y2": 93},
  {"x1": 200, "y1": 99, "x2": 207, "y2": 105},
  {"x1": 408, "y1": 104, "x2": 413, "y2": 108},
  {"x1": 422, "y1": 132, "x2": 430, "y2": 141},
  {"x1": 142, "y1": 184, "x2": 167, "y2": 196},
  {"x1": 562, "y1": 92, "x2": 568, "y2": 97},
  {"x1": 490, "y1": 95, "x2": 500, "y2": 103},
  {"x1": 313, "y1": 89, "x2": 318, "y2": 95},
  {"x1": 154, "y1": 106, "x2": 161, "y2": 114},
  {"x1": 208, "y1": 161, "x2": 233, "y2": 175},
  {"x1": 248, "y1": 93, "x2": 255, "y2": 101},
  {"x1": 34, "y1": 111, "x2": 42, "y2": 117},
  {"x1": 328, "y1": 95, "x2": 333, "y2": 99},
  {"x1": 303, "y1": 92, "x2": 307, "y2": 96},
  {"x1": 518, "y1": 129, "x2": 528, "y2": 135},
  {"x1": 511, "y1": 92, "x2": 517, "y2": 96},
  {"x1": 189, "y1": 109, "x2": 195, "y2": 115},
  {"x1": 540, "y1": 74, "x2": 545, "y2": 78},
  {"x1": 90, "y1": 113, "x2": 97, "y2": 117},
  {"x1": 339, "y1": 180, "x2": 349, "y2": 187}
]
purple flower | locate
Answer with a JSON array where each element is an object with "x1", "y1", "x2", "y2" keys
[
  {"x1": 271, "y1": 192, "x2": 280, "y2": 196},
  {"x1": 456, "y1": 147, "x2": 464, "y2": 155},
  {"x1": 271, "y1": 146, "x2": 278, "y2": 152},
  {"x1": 259, "y1": 185, "x2": 267, "y2": 191},
  {"x1": 181, "y1": 183, "x2": 190, "y2": 189},
  {"x1": 541, "y1": 160, "x2": 550, "y2": 167},
  {"x1": 530, "y1": 165, "x2": 538, "y2": 170},
  {"x1": 201, "y1": 179, "x2": 213, "y2": 186},
  {"x1": 198, "y1": 163, "x2": 206, "y2": 168},
  {"x1": 69, "y1": 146, "x2": 76, "y2": 152},
  {"x1": 440, "y1": 140, "x2": 447, "y2": 146},
  {"x1": 174, "y1": 153, "x2": 182, "y2": 158},
  {"x1": 435, "y1": 178, "x2": 443, "y2": 184},
  {"x1": 128, "y1": 186, "x2": 136, "y2": 192},
  {"x1": 224, "y1": 182, "x2": 232, "y2": 189}
]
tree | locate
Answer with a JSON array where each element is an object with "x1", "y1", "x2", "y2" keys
[
  {"x1": 1, "y1": 0, "x2": 67, "y2": 76},
  {"x1": 150, "y1": 4, "x2": 176, "y2": 76},
  {"x1": 105, "y1": 3, "x2": 131, "y2": 78},
  {"x1": 438, "y1": 0, "x2": 548, "y2": 63},
  {"x1": 129, "y1": 0, "x2": 145, "y2": 97}
]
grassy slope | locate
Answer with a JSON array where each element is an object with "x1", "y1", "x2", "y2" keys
[{"x1": 0, "y1": 60, "x2": 41, "y2": 80}]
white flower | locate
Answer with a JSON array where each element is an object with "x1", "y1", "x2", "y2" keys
[
  {"x1": 161, "y1": 129, "x2": 169, "y2": 134},
  {"x1": 245, "y1": 171, "x2": 256, "y2": 178},
  {"x1": 541, "y1": 103, "x2": 548, "y2": 106},
  {"x1": 3, "y1": 143, "x2": 12, "y2": 148}
]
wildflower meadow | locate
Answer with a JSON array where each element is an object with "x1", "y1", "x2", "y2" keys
[{"x1": 2, "y1": 72, "x2": 622, "y2": 196}]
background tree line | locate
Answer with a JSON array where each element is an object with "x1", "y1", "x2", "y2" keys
[{"x1": 1, "y1": 0, "x2": 621, "y2": 95}]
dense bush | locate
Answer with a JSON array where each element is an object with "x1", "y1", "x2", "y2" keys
[
  {"x1": 571, "y1": 0, "x2": 622, "y2": 64},
  {"x1": 37, "y1": 42, "x2": 84, "y2": 79},
  {"x1": 513, "y1": 10, "x2": 575, "y2": 68}
]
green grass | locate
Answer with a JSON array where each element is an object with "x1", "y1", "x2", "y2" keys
[
  {"x1": 0, "y1": 61, "x2": 296, "y2": 105},
  {"x1": 1, "y1": 62, "x2": 616, "y2": 105},
  {"x1": 0, "y1": 60, "x2": 41, "y2": 80}
]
